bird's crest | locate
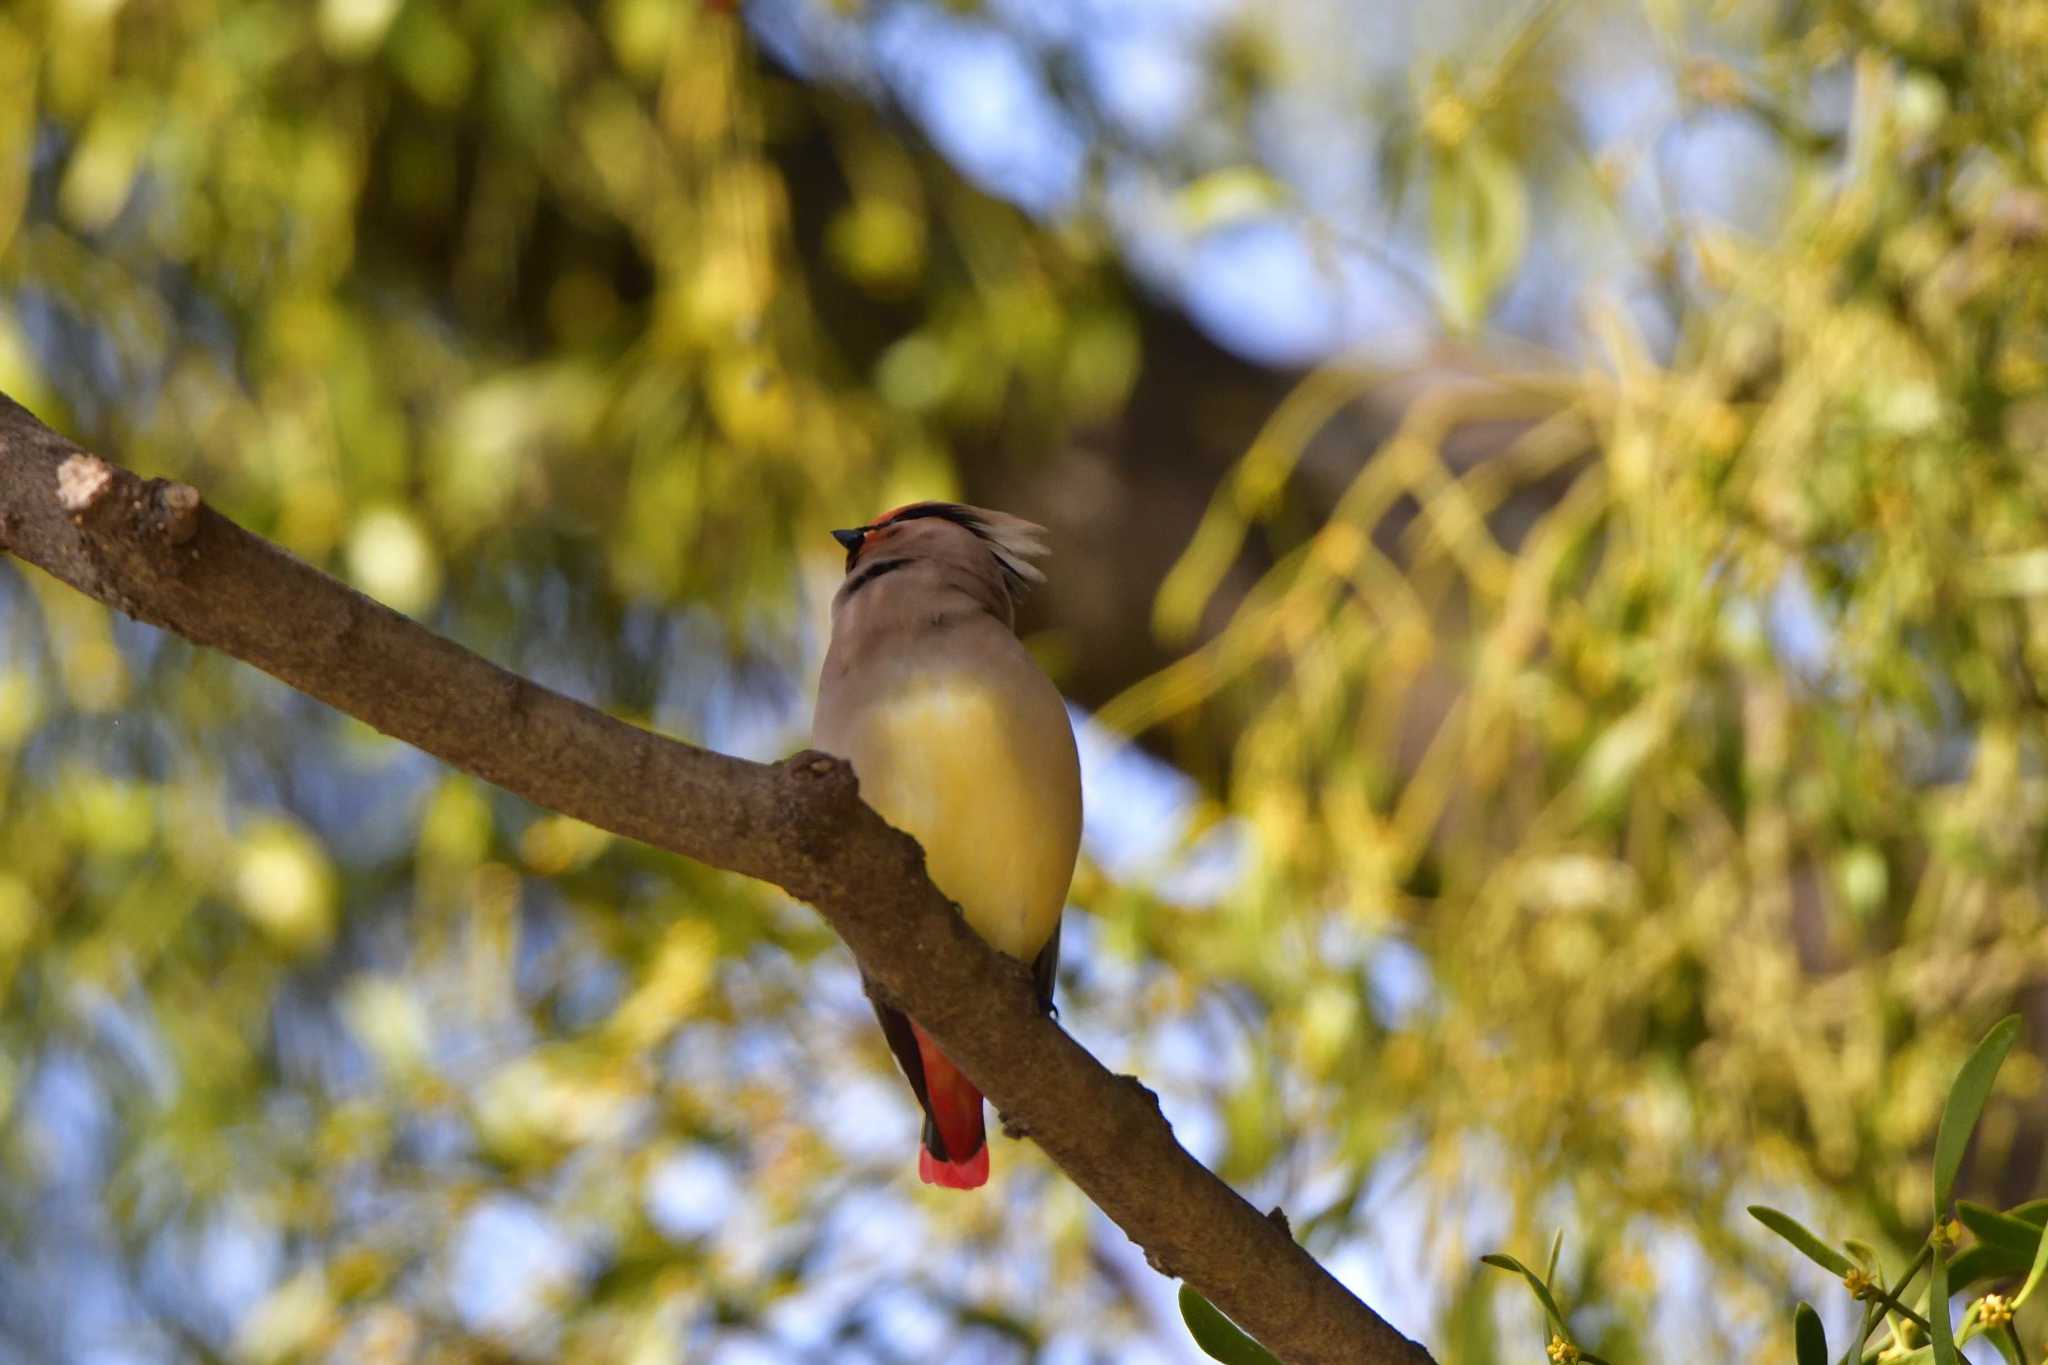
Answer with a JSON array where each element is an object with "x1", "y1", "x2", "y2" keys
[{"x1": 874, "y1": 502, "x2": 1050, "y2": 590}]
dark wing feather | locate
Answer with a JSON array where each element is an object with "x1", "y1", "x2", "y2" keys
[
  {"x1": 1031, "y1": 922, "x2": 1060, "y2": 1016},
  {"x1": 864, "y1": 974, "x2": 951, "y2": 1161},
  {"x1": 864, "y1": 920, "x2": 1059, "y2": 1162}
]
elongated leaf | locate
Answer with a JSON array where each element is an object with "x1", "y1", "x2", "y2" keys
[
  {"x1": 1175, "y1": 167, "x2": 1292, "y2": 235},
  {"x1": 1545, "y1": 1227, "x2": 1564, "y2": 1288},
  {"x1": 1428, "y1": 134, "x2": 1528, "y2": 329},
  {"x1": 1930, "y1": 1245, "x2": 1957, "y2": 1365},
  {"x1": 1480, "y1": 1253, "x2": 1571, "y2": 1338},
  {"x1": 1957, "y1": 1201, "x2": 2042, "y2": 1257},
  {"x1": 1935, "y1": 1016, "x2": 2021, "y2": 1212},
  {"x1": 1948, "y1": 1243, "x2": 2031, "y2": 1291},
  {"x1": 1748, "y1": 1205, "x2": 1855, "y2": 1277},
  {"x1": 1793, "y1": 1301, "x2": 1827, "y2": 1365},
  {"x1": 1952, "y1": 1296, "x2": 2009, "y2": 1355},
  {"x1": 2015, "y1": 1200, "x2": 2048, "y2": 1307},
  {"x1": 1177, "y1": 1286, "x2": 1283, "y2": 1365},
  {"x1": 2008, "y1": 1199, "x2": 2048, "y2": 1226}
]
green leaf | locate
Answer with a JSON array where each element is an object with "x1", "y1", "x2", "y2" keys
[
  {"x1": 1747, "y1": 1205, "x2": 1855, "y2": 1277},
  {"x1": 1949, "y1": 1243, "x2": 2032, "y2": 1291},
  {"x1": 1930, "y1": 1246, "x2": 1957, "y2": 1365},
  {"x1": 2015, "y1": 1199, "x2": 2048, "y2": 1307},
  {"x1": 1177, "y1": 1286, "x2": 1283, "y2": 1365},
  {"x1": 1953, "y1": 1296, "x2": 1991, "y2": 1349},
  {"x1": 1544, "y1": 1227, "x2": 1565, "y2": 1288},
  {"x1": 2008, "y1": 1199, "x2": 2048, "y2": 1226},
  {"x1": 1793, "y1": 1301, "x2": 1827, "y2": 1365},
  {"x1": 1958, "y1": 1201, "x2": 2043, "y2": 1257},
  {"x1": 1174, "y1": 167, "x2": 1292, "y2": 236},
  {"x1": 1934, "y1": 1016, "x2": 2021, "y2": 1213},
  {"x1": 1479, "y1": 1253, "x2": 1571, "y2": 1339},
  {"x1": 1427, "y1": 133, "x2": 1528, "y2": 330}
]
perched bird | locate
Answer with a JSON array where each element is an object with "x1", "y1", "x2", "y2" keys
[{"x1": 812, "y1": 502, "x2": 1082, "y2": 1189}]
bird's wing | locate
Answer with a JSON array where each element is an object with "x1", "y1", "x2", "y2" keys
[{"x1": 1031, "y1": 919, "x2": 1060, "y2": 1016}]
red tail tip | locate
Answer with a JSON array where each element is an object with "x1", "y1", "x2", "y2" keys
[{"x1": 918, "y1": 1143, "x2": 990, "y2": 1190}]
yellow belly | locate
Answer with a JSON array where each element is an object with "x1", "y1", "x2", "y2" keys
[{"x1": 846, "y1": 681, "x2": 1073, "y2": 960}]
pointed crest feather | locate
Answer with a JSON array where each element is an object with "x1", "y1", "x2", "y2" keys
[
  {"x1": 961, "y1": 506, "x2": 1049, "y2": 587},
  {"x1": 876, "y1": 502, "x2": 1050, "y2": 590}
]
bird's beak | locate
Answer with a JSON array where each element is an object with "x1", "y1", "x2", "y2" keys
[{"x1": 832, "y1": 528, "x2": 866, "y2": 552}]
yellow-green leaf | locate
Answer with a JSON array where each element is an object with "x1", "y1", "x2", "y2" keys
[{"x1": 1935, "y1": 1016, "x2": 2021, "y2": 1213}]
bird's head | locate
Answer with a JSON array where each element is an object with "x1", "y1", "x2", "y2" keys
[{"x1": 830, "y1": 503, "x2": 1049, "y2": 610}]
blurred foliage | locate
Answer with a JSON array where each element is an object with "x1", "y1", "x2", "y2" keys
[
  {"x1": 1489, "y1": 1017, "x2": 2048, "y2": 1361},
  {"x1": 2, "y1": 0, "x2": 1142, "y2": 1359},
  {"x1": 1104, "y1": 2, "x2": 2048, "y2": 1359},
  {"x1": 1725, "y1": 1018, "x2": 2036, "y2": 1363},
  {"x1": 5, "y1": 0, "x2": 2048, "y2": 1362}
]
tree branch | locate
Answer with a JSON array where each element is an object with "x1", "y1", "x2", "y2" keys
[{"x1": 0, "y1": 391, "x2": 1433, "y2": 1365}]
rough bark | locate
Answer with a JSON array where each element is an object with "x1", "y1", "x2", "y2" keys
[{"x1": 0, "y1": 391, "x2": 1434, "y2": 1365}]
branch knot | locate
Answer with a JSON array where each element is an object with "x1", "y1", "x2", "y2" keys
[
  {"x1": 778, "y1": 749, "x2": 865, "y2": 868},
  {"x1": 56, "y1": 454, "x2": 117, "y2": 521},
  {"x1": 154, "y1": 480, "x2": 203, "y2": 545}
]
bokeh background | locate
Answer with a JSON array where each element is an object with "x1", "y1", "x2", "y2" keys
[{"x1": 5, "y1": 0, "x2": 2048, "y2": 1360}]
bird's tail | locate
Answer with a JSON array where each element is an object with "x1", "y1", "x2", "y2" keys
[{"x1": 911, "y1": 1022, "x2": 989, "y2": 1189}]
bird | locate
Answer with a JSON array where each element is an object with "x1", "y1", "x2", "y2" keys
[{"x1": 812, "y1": 502, "x2": 1082, "y2": 1189}]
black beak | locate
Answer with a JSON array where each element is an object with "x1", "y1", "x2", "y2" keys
[{"x1": 832, "y1": 528, "x2": 865, "y2": 552}]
